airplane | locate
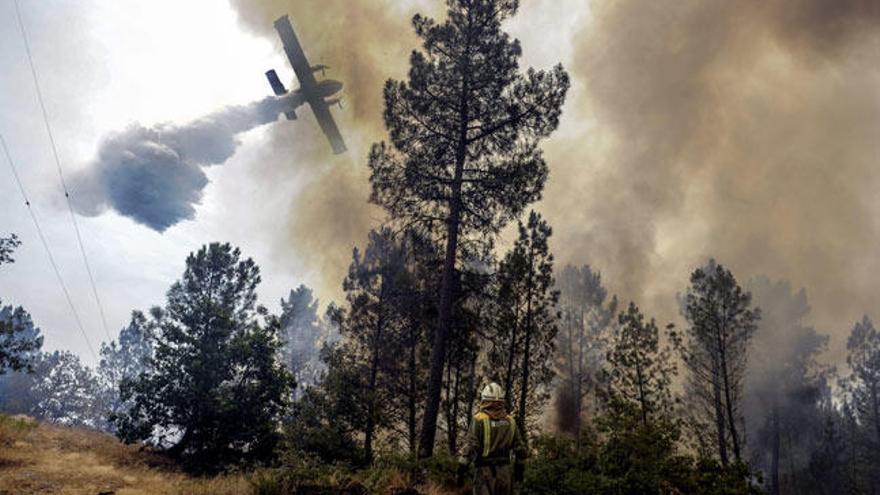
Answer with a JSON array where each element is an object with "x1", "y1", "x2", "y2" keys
[{"x1": 266, "y1": 15, "x2": 347, "y2": 154}]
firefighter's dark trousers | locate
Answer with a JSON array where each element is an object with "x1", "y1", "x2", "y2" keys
[{"x1": 473, "y1": 464, "x2": 512, "y2": 495}]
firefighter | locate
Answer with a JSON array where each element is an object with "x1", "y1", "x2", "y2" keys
[{"x1": 456, "y1": 382, "x2": 528, "y2": 495}]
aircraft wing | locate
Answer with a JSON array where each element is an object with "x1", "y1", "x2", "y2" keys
[
  {"x1": 274, "y1": 15, "x2": 317, "y2": 89},
  {"x1": 308, "y1": 97, "x2": 347, "y2": 154}
]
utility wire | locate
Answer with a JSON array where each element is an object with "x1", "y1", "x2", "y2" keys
[
  {"x1": 1, "y1": 134, "x2": 98, "y2": 361},
  {"x1": 14, "y1": 0, "x2": 113, "y2": 344}
]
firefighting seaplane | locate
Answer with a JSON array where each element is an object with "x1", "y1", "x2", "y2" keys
[{"x1": 266, "y1": 15, "x2": 347, "y2": 154}]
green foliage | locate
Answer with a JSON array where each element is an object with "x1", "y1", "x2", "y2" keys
[
  {"x1": 676, "y1": 259, "x2": 759, "y2": 465},
  {"x1": 369, "y1": 4, "x2": 569, "y2": 245},
  {"x1": 114, "y1": 243, "x2": 291, "y2": 472},
  {"x1": 594, "y1": 403, "x2": 693, "y2": 494},
  {"x1": 369, "y1": 0, "x2": 570, "y2": 456},
  {"x1": 844, "y1": 316, "x2": 880, "y2": 434},
  {"x1": 304, "y1": 228, "x2": 439, "y2": 463},
  {"x1": 282, "y1": 345, "x2": 367, "y2": 467},
  {"x1": 485, "y1": 210, "x2": 559, "y2": 429},
  {"x1": 521, "y1": 431, "x2": 602, "y2": 495},
  {"x1": 0, "y1": 233, "x2": 20, "y2": 266},
  {"x1": 97, "y1": 310, "x2": 154, "y2": 429},
  {"x1": 0, "y1": 300, "x2": 44, "y2": 374},
  {"x1": 29, "y1": 350, "x2": 105, "y2": 428},
  {"x1": 521, "y1": 411, "x2": 764, "y2": 495},
  {"x1": 690, "y1": 459, "x2": 764, "y2": 495},
  {"x1": 339, "y1": 228, "x2": 411, "y2": 464},
  {"x1": 604, "y1": 302, "x2": 676, "y2": 425},
  {"x1": 839, "y1": 316, "x2": 880, "y2": 489}
]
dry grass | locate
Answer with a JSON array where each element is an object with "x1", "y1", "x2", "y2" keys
[
  {"x1": 0, "y1": 415, "x2": 465, "y2": 495},
  {"x1": 0, "y1": 415, "x2": 249, "y2": 495}
]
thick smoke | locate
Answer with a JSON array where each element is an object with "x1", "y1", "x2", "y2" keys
[
  {"x1": 743, "y1": 276, "x2": 829, "y2": 481},
  {"x1": 72, "y1": 95, "x2": 298, "y2": 231},
  {"x1": 227, "y1": 0, "x2": 440, "y2": 297},
  {"x1": 542, "y1": 0, "x2": 880, "y2": 363},
  {"x1": 225, "y1": 0, "x2": 880, "y2": 366}
]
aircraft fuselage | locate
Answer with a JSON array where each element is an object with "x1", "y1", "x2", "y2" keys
[{"x1": 298, "y1": 79, "x2": 343, "y2": 100}]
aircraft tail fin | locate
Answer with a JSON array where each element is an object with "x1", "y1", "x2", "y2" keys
[{"x1": 265, "y1": 69, "x2": 288, "y2": 96}]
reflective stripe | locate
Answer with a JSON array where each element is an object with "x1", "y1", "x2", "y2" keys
[{"x1": 482, "y1": 416, "x2": 491, "y2": 457}]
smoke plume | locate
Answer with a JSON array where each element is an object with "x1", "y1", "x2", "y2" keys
[
  {"x1": 71, "y1": 95, "x2": 298, "y2": 231},
  {"x1": 227, "y1": 0, "x2": 441, "y2": 296},
  {"x1": 542, "y1": 0, "x2": 880, "y2": 363},
  {"x1": 743, "y1": 276, "x2": 829, "y2": 477},
  {"x1": 223, "y1": 0, "x2": 879, "y2": 365}
]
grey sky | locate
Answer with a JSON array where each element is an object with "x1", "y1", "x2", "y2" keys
[{"x1": 0, "y1": 0, "x2": 306, "y2": 363}]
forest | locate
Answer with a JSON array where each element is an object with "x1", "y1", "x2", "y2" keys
[{"x1": 2, "y1": 1, "x2": 879, "y2": 494}]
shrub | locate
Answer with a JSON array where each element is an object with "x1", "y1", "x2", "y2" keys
[{"x1": 521, "y1": 408, "x2": 765, "y2": 495}]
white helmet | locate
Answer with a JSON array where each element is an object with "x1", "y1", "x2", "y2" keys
[{"x1": 481, "y1": 382, "x2": 505, "y2": 401}]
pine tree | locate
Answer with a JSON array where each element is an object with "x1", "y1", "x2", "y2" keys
[
  {"x1": 841, "y1": 316, "x2": 880, "y2": 488},
  {"x1": 386, "y1": 230, "x2": 438, "y2": 454},
  {"x1": 97, "y1": 310, "x2": 154, "y2": 430},
  {"x1": 0, "y1": 237, "x2": 42, "y2": 375},
  {"x1": 604, "y1": 302, "x2": 676, "y2": 426},
  {"x1": 0, "y1": 300, "x2": 44, "y2": 374},
  {"x1": 442, "y1": 270, "x2": 484, "y2": 454},
  {"x1": 744, "y1": 277, "x2": 830, "y2": 495},
  {"x1": 554, "y1": 264, "x2": 617, "y2": 437},
  {"x1": 284, "y1": 342, "x2": 369, "y2": 466},
  {"x1": 0, "y1": 234, "x2": 21, "y2": 266},
  {"x1": 675, "y1": 259, "x2": 759, "y2": 466},
  {"x1": 279, "y1": 285, "x2": 325, "y2": 397},
  {"x1": 337, "y1": 228, "x2": 410, "y2": 464},
  {"x1": 486, "y1": 211, "x2": 558, "y2": 431},
  {"x1": 114, "y1": 243, "x2": 291, "y2": 471},
  {"x1": 30, "y1": 350, "x2": 104, "y2": 428},
  {"x1": 844, "y1": 316, "x2": 880, "y2": 442},
  {"x1": 368, "y1": 0, "x2": 569, "y2": 456}
]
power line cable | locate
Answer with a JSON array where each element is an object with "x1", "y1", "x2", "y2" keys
[
  {"x1": 1, "y1": 134, "x2": 98, "y2": 361},
  {"x1": 14, "y1": 0, "x2": 114, "y2": 344}
]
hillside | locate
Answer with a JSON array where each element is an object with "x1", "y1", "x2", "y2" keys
[
  {"x1": 0, "y1": 415, "x2": 460, "y2": 495},
  {"x1": 0, "y1": 415, "x2": 250, "y2": 495}
]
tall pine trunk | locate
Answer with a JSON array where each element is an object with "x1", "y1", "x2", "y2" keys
[
  {"x1": 713, "y1": 353, "x2": 729, "y2": 466},
  {"x1": 576, "y1": 310, "x2": 585, "y2": 439},
  {"x1": 564, "y1": 316, "x2": 577, "y2": 434},
  {"x1": 504, "y1": 305, "x2": 520, "y2": 412},
  {"x1": 465, "y1": 354, "x2": 477, "y2": 423},
  {"x1": 420, "y1": 59, "x2": 471, "y2": 457},
  {"x1": 364, "y1": 307, "x2": 385, "y2": 466},
  {"x1": 448, "y1": 359, "x2": 463, "y2": 454},
  {"x1": 518, "y1": 323, "x2": 532, "y2": 434},
  {"x1": 518, "y1": 249, "x2": 535, "y2": 433},
  {"x1": 407, "y1": 321, "x2": 418, "y2": 454},
  {"x1": 419, "y1": 185, "x2": 462, "y2": 457},
  {"x1": 635, "y1": 357, "x2": 648, "y2": 427},
  {"x1": 720, "y1": 340, "x2": 742, "y2": 461}
]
